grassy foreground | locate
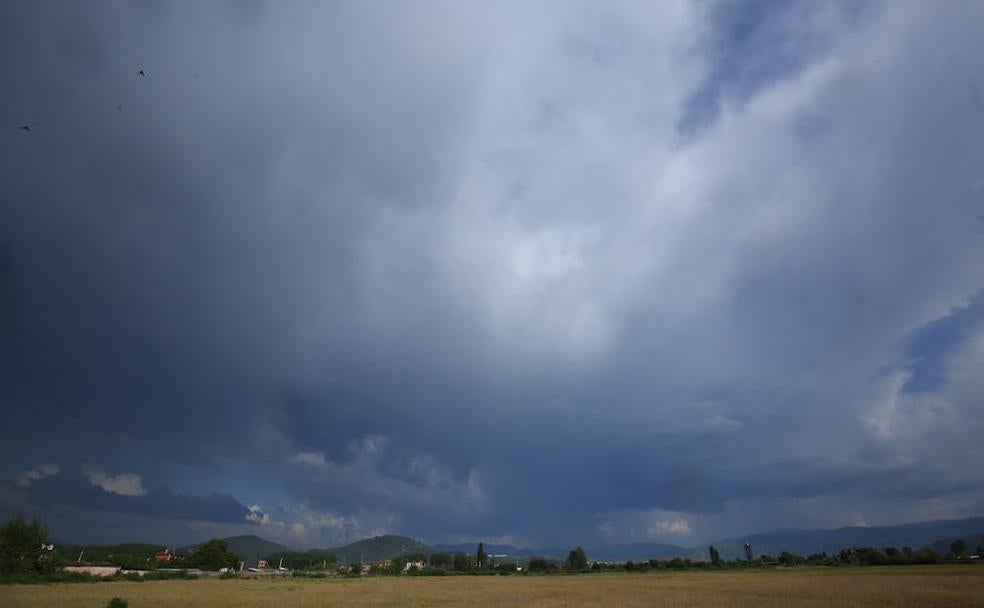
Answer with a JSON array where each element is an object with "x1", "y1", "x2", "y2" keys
[{"x1": 2, "y1": 566, "x2": 983, "y2": 607}]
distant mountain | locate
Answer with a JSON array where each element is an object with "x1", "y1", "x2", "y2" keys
[
  {"x1": 326, "y1": 535, "x2": 437, "y2": 564},
  {"x1": 439, "y1": 516, "x2": 984, "y2": 562},
  {"x1": 711, "y1": 516, "x2": 984, "y2": 559},
  {"x1": 181, "y1": 534, "x2": 289, "y2": 567}
]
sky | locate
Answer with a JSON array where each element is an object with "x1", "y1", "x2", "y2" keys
[{"x1": 1, "y1": 0, "x2": 984, "y2": 550}]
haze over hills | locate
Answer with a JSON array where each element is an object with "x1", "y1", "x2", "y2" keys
[
  {"x1": 711, "y1": 516, "x2": 984, "y2": 560},
  {"x1": 431, "y1": 542, "x2": 702, "y2": 561}
]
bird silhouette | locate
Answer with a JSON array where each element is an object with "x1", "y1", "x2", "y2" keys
[
  {"x1": 137, "y1": 69, "x2": 146, "y2": 77},
  {"x1": 19, "y1": 125, "x2": 31, "y2": 132}
]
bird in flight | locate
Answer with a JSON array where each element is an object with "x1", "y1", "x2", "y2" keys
[
  {"x1": 137, "y1": 69, "x2": 146, "y2": 77},
  {"x1": 19, "y1": 125, "x2": 31, "y2": 133}
]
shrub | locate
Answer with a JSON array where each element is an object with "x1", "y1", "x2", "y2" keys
[
  {"x1": 0, "y1": 570, "x2": 101, "y2": 584},
  {"x1": 106, "y1": 597, "x2": 128, "y2": 608}
]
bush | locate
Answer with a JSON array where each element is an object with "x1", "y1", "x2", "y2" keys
[
  {"x1": 106, "y1": 597, "x2": 128, "y2": 608},
  {"x1": 292, "y1": 571, "x2": 327, "y2": 579},
  {"x1": 0, "y1": 570, "x2": 101, "y2": 585}
]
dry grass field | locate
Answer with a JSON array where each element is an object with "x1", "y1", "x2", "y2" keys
[{"x1": 2, "y1": 566, "x2": 983, "y2": 608}]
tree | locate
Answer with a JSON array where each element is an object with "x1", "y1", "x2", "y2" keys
[
  {"x1": 950, "y1": 539, "x2": 968, "y2": 558},
  {"x1": 429, "y1": 553, "x2": 452, "y2": 568},
  {"x1": 452, "y1": 553, "x2": 470, "y2": 571},
  {"x1": 476, "y1": 543, "x2": 487, "y2": 569},
  {"x1": 185, "y1": 539, "x2": 240, "y2": 571},
  {"x1": 708, "y1": 545, "x2": 721, "y2": 566},
  {"x1": 0, "y1": 517, "x2": 51, "y2": 574},
  {"x1": 528, "y1": 556, "x2": 548, "y2": 572},
  {"x1": 565, "y1": 547, "x2": 588, "y2": 571},
  {"x1": 806, "y1": 553, "x2": 828, "y2": 565},
  {"x1": 913, "y1": 548, "x2": 941, "y2": 564}
]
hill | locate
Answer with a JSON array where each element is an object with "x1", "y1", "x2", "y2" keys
[{"x1": 181, "y1": 534, "x2": 289, "y2": 567}]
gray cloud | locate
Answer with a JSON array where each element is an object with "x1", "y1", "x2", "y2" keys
[{"x1": 2, "y1": 0, "x2": 984, "y2": 548}]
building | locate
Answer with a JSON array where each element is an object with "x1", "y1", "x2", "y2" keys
[
  {"x1": 64, "y1": 563, "x2": 121, "y2": 577},
  {"x1": 154, "y1": 549, "x2": 176, "y2": 563},
  {"x1": 403, "y1": 559, "x2": 426, "y2": 572},
  {"x1": 373, "y1": 560, "x2": 392, "y2": 570},
  {"x1": 154, "y1": 548, "x2": 190, "y2": 563}
]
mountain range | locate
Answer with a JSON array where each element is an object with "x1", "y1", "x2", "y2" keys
[
  {"x1": 436, "y1": 516, "x2": 984, "y2": 561},
  {"x1": 183, "y1": 515, "x2": 984, "y2": 565}
]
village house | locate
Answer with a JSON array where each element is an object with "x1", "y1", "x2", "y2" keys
[{"x1": 154, "y1": 548, "x2": 178, "y2": 563}]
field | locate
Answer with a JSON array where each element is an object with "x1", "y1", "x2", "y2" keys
[{"x1": 2, "y1": 566, "x2": 983, "y2": 607}]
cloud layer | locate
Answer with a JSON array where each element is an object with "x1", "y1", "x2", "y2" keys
[{"x1": 2, "y1": 0, "x2": 983, "y2": 548}]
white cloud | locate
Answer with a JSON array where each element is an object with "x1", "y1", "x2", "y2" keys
[
  {"x1": 597, "y1": 508, "x2": 696, "y2": 544},
  {"x1": 246, "y1": 504, "x2": 271, "y2": 524},
  {"x1": 289, "y1": 451, "x2": 329, "y2": 469},
  {"x1": 15, "y1": 463, "x2": 59, "y2": 487},
  {"x1": 648, "y1": 519, "x2": 692, "y2": 537},
  {"x1": 85, "y1": 469, "x2": 146, "y2": 497}
]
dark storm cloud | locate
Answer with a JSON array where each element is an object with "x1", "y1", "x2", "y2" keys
[
  {"x1": 6, "y1": 466, "x2": 250, "y2": 524},
  {"x1": 2, "y1": 0, "x2": 984, "y2": 548}
]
